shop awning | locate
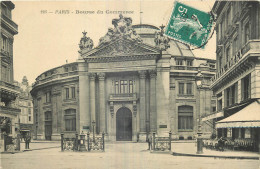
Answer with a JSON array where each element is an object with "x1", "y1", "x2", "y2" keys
[{"x1": 216, "y1": 100, "x2": 260, "y2": 128}]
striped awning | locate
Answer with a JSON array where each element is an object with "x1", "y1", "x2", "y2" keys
[{"x1": 216, "y1": 100, "x2": 260, "y2": 128}]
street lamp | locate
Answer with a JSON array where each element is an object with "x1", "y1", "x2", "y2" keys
[
  {"x1": 92, "y1": 120, "x2": 96, "y2": 142},
  {"x1": 195, "y1": 70, "x2": 203, "y2": 154},
  {"x1": 146, "y1": 120, "x2": 150, "y2": 142}
]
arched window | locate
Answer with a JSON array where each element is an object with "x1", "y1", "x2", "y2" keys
[
  {"x1": 65, "y1": 109, "x2": 76, "y2": 131},
  {"x1": 178, "y1": 106, "x2": 193, "y2": 130}
]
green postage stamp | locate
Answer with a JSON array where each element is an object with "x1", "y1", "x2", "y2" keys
[{"x1": 165, "y1": 1, "x2": 213, "y2": 48}]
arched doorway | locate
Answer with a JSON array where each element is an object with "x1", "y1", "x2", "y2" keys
[{"x1": 116, "y1": 107, "x2": 132, "y2": 141}]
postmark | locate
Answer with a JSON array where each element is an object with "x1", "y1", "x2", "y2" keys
[{"x1": 165, "y1": 1, "x2": 214, "y2": 49}]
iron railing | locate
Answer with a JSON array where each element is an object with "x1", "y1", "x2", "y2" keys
[{"x1": 151, "y1": 132, "x2": 172, "y2": 152}]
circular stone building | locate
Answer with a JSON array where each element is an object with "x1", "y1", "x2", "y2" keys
[{"x1": 31, "y1": 15, "x2": 216, "y2": 141}]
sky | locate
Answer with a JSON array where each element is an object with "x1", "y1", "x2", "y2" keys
[{"x1": 12, "y1": 0, "x2": 216, "y2": 84}]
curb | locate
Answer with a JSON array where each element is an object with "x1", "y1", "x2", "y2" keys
[
  {"x1": 1, "y1": 146, "x2": 61, "y2": 154},
  {"x1": 22, "y1": 146, "x2": 60, "y2": 152},
  {"x1": 172, "y1": 152, "x2": 260, "y2": 160}
]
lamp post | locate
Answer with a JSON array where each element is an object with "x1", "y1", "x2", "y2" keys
[
  {"x1": 195, "y1": 70, "x2": 203, "y2": 154},
  {"x1": 92, "y1": 120, "x2": 96, "y2": 142},
  {"x1": 146, "y1": 120, "x2": 149, "y2": 142}
]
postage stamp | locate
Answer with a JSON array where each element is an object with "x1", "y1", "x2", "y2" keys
[{"x1": 165, "y1": 1, "x2": 214, "y2": 48}]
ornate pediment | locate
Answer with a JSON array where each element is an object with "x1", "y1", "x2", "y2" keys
[
  {"x1": 80, "y1": 14, "x2": 160, "y2": 61},
  {"x1": 82, "y1": 37, "x2": 160, "y2": 58}
]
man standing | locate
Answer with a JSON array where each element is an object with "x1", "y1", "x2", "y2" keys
[
  {"x1": 147, "y1": 133, "x2": 152, "y2": 150},
  {"x1": 25, "y1": 134, "x2": 31, "y2": 149}
]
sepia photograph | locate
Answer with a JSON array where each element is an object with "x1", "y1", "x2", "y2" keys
[{"x1": 0, "y1": 0, "x2": 260, "y2": 168}]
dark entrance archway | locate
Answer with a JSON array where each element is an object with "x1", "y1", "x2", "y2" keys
[
  {"x1": 116, "y1": 107, "x2": 132, "y2": 141},
  {"x1": 44, "y1": 111, "x2": 52, "y2": 140}
]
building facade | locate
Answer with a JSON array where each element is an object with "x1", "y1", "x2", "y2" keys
[
  {"x1": 0, "y1": 1, "x2": 20, "y2": 139},
  {"x1": 204, "y1": 1, "x2": 260, "y2": 151},
  {"x1": 31, "y1": 15, "x2": 216, "y2": 141},
  {"x1": 15, "y1": 76, "x2": 34, "y2": 139}
]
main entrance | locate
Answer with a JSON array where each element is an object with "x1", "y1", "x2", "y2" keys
[{"x1": 116, "y1": 107, "x2": 132, "y2": 141}]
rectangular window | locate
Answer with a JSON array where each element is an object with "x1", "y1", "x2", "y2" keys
[
  {"x1": 232, "y1": 36, "x2": 238, "y2": 56},
  {"x1": 178, "y1": 106, "x2": 193, "y2": 130},
  {"x1": 45, "y1": 112, "x2": 52, "y2": 121},
  {"x1": 65, "y1": 88, "x2": 69, "y2": 99},
  {"x1": 231, "y1": 84, "x2": 236, "y2": 105},
  {"x1": 186, "y1": 83, "x2": 193, "y2": 95},
  {"x1": 176, "y1": 60, "x2": 183, "y2": 65},
  {"x1": 1, "y1": 65, "x2": 7, "y2": 82},
  {"x1": 45, "y1": 92, "x2": 51, "y2": 103},
  {"x1": 218, "y1": 22, "x2": 222, "y2": 41},
  {"x1": 179, "y1": 82, "x2": 184, "y2": 95},
  {"x1": 29, "y1": 116, "x2": 31, "y2": 122},
  {"x1": 2, "y1": 35, "x2": 8, "y2": 50},
  {"x1": 115, "y1": 81, "x2": 119, "y2": 94},
  {"x1": 217, "y1": 92, "x2": 222, "y2": 111},
  {"x1": 120, "y1": 80, "x2": 124, "y2": 93},
  {"x1": 28, "y1": 108, "x2": 31, "y2": 114},
  {"x1": 187, "y1": 60, "x2": 193, "y2": 66},
  {"x1": 221, "y1": 18, "x2": 225, "y2": 35},
  {"x1": 71, "y1": 87, "x2": 75, "y2": 99},
  {"x1": 65, "y1": 109, "x2": 76, "y2": 131},
  {"x1": 212, "y1": 106, "x2": 216, "y2": 113},
  {"x1": 226, "y1": 87, "x2": 230, "y2": 106},
  {"x1": 242, "y1": 74, "x2": 251, "y2": 100},
  {"x1": 226, "y1": 46, "x2": 230, "y2": 63},
  {"x1": 244, "y1": 22, "x2": 250, "y2": 45},
  {"x1": 129, "y1": 80, "x2": 133, "y2": 93},
  {"x1": 120, "y1": 80, "x2": 128, "y2": 93},
  {"x1": 225, "y1": 83, "x2": 237, "y2": 107}
]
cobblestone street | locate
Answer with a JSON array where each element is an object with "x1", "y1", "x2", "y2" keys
[{"x1": 1, "y1": 142, "x2": 259, "y2": 169}]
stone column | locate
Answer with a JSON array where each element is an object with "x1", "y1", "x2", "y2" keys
[
  {"x1": 139, "y1": 70, "x2": 146, "y2": 134},
  {"x1": 78, "y1": 61, "x2": 90, "y2": 132},
  {"x1": 149, "y1": 70, "x2": 157, "y2": 132},
  {"x1": 98, "y1": 73, "x2": 106, "y2": 133},
  {"x1": 89, "y1": 73, "x2": 96, "y2": 132}
]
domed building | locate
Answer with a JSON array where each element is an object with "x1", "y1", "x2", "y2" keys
[{"x1": 31, "y1": 15, "x2": 216, "y2": 141}]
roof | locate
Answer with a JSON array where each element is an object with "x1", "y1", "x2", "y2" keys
[
  {"x1": 216, "y1": 100, "x2": 260, "y2": 128},
  {"x1": 133, "y1": 24, "x2": 194, "y2": 57}
]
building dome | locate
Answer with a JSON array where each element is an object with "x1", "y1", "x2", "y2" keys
[{"x1": 133, "y1": 24, "x2": 194, "y2": 57}]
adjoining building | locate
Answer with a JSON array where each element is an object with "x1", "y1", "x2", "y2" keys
[
  {"x1": 31, "y1": 15, "x2": 216, "y2": 141},
  {"x1": 15, "y1": 76, "x2": 34, "y2": 139},
  {"x1": 203, "y1": 1, "x2": 260, "y2": 152},
  {"x1": 0, "y1": 1, "x2": 20, "y2": 139}
]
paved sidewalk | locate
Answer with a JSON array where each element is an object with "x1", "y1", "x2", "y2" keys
[
  {"x1": 1, "y1": 142, "x2": 259, "y2": 169},
  {"x1": 171, "y1": 141, "x2": 259, "y2": 160}
]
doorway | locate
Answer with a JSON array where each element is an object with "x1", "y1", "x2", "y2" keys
[
  {"x1": 44, "y1": 111, "x2": 52, "y2": 140},
  {"x1": 116, "y1": 107, "x2": 132, "y2": 141}
]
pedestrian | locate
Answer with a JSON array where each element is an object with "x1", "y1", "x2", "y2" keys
[
  {"x1": 25, "y1": 134, "x2": 31, "y2": 149},
  {"x1": 147, "y1": 133, "x2": 152, "y2": 150}
]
